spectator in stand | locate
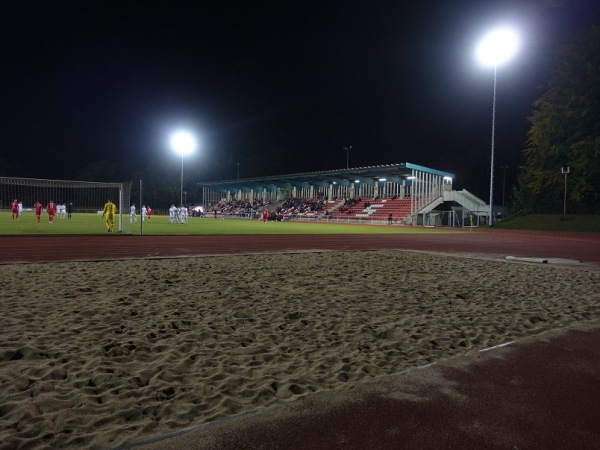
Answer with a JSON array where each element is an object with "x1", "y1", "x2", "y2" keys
[
  {"x1": 67, "y1": 202, "x2": 73, "y2": 219},
  {"x1": 46, "y1": 200, "x2": 57, "y2": 223},
  {"x1": 33, "y1": 200, "x2": 43, "y2": 222},
  {"x1": 10, "y1": 199, "x2": 19, "y2": 220}
]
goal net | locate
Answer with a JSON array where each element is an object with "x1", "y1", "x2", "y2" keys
[{"x1": 1, "y1": 177, "x2": 133, "y2": 235}]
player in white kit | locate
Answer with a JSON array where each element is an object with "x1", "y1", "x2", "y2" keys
[
  {"x1": 169, "y1": 204, "x2": 177, "y2": 223},
  {"x1": 179, "y1": 205, "x2": 187, "y2": 224}
]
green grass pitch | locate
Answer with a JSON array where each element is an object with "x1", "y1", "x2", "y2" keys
[{"x1": 1, "y1": 212, "x2": 456, "y2": 236}]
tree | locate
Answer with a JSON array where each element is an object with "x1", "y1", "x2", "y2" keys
[{"x1": 514, "y1": 24, "x2": 600, "y2": 213}]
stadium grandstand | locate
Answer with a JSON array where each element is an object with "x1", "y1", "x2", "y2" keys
[{"x1": 199, "y1": 162, "x2": 490, "y2": 226}]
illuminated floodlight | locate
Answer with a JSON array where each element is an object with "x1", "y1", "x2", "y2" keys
[
  {"x1": 379, "y1": 178, "x2": 387, "y2": 182},
  {"x1": 170, "y1": 130, "x2": 197, "y2": 156},
  {"x1": 169, "y1": 130, "x2": 197, "y2": 207},
  {"x1": 476, "y1": 27, "x2": 519, "y2": 226},
  {"x1": 354, "y1": 179, "x2": 360, "y2": 183},
  {"x1": 443, "y1": 176, "x2": 453, "y2": 182},
  {"x1": 476, "y1": 27, "x2": 518, "y2": 67}
]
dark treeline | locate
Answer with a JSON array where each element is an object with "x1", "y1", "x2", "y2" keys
[{"x1": 513, "y1": 23, "x2": 600, "y2": 214}]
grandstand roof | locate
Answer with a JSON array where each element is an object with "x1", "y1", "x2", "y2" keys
[{"x1": 198, "y1": 162, "x2": 454, "y2": 192}]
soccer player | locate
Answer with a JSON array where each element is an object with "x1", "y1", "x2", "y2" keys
[
  {"x1": 46, "y1": 200, "x2": 57, "y2": 223},
  {"x1": 18, "y1": 201, "x2": 23, "y2": 219},
  {"x1": 102, "y1": 199, "x2": 117, "y2": 232},
  {"x1": 130, "y1": 204, "x2": 137, "y2": 223},
  {"x1": 67, "y1": 203, "x2": 73, "y2": 219},
  {"x1": 262, "y1": 208, "x2": 269, "y2": 223},
  {"x1": 10, "y1": 199, "x2": 19, "y2": 220},
  {"x1": 179, "y1": 205, "x2": 187, "y2": 224},
  {"x1": 147, "y1": 205, "x2": 152, "y2": 220},
  {"x1": 169, "y1": 204, "x2": 177, "y2": 223},
  {"x1": 141, "y1": 205, "x2": 147, "y2": 221},
  {"x1": 33, "y1": 200, "x2": 44, "y2": 222}
]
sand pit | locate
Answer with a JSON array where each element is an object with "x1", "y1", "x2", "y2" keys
[{"x1": 1, "y1": 250, "x2": 599, "y2": 449}]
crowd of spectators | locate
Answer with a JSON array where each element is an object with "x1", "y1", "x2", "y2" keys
[
  {"x1": 213, "y1": 199, "x2": 271, "y2": 217},
  {"x1": 212, "y1": 197, "x2": 326, "y2": 221},
  {"x1": 211, "y1": 195, "x2": 409, "y2": 221},
  {"x1": 274, "y1": 198, "x2": 324, "y2": 220},
  {"x1": 337, "y1": 197, "x2": 363, "y2": 214}
]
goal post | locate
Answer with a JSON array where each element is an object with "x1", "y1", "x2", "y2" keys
[{"x1": 0, "y1": 177, "x2": 133, "y2": 235}]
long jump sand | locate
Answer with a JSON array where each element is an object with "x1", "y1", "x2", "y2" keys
[{"x1": 1, "y1": 249, "x2": 599, "y2": 449}]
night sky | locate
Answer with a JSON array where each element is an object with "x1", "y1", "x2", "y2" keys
[{"x1": 2, "y1": 1, "x2": 599, "y2": 200}]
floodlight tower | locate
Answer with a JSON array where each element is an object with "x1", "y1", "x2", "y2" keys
[
  {"x1": 476, "y1": 27, "x2": 518, "y2": 226},
  {"x1": 170, "y1": 130, "x2": 197, "y2": 207}
]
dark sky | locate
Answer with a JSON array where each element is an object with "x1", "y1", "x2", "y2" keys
[{"x1": 2, "y1": 0, "x2": 599, "y2": 199}]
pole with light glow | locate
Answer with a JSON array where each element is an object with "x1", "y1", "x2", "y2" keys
[
  {"x1": 170, "y1": 130, "x2": 197, "y2": 207},
  {"x1": 476, "y1": 28, "x2": 518, "y2": 226}
]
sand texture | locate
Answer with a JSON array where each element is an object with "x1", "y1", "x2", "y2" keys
[{"x1": 1, "y1": 250, "x2": 599, "y2": 449}]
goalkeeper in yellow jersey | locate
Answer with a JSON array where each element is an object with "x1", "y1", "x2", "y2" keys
[{"x1": 102, "y1": 199, "x2": 117, "y2": 232}]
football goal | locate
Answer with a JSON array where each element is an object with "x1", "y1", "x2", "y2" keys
[{"x1": 0, "y1": 177, "x2": 133, "y2": 235}]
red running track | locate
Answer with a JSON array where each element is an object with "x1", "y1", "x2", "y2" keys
[
  {"x1": 1, "y1": 229, "x2": 599, "y2": 267},
  {"x1": 135, "y1": 327, "x2": 600, "y2": 450}
]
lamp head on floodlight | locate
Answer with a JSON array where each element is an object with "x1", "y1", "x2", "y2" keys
[
  {"x1": 170, "y1": 130, "x2": 197, "y2": 156},
  {"x1": 476, "y1": 27, "x2": 519, "y2": 67}
]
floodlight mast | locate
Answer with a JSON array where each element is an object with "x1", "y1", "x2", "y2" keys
[
  {"x1": 490, "y1": 63, "x2": 498, "y2": 226},
  {"x1": 476, "y1": 27, "x2": 518, "y2": 226},
  {"x1": 170, "y1": 131, "x2": 197, "y2": 207}
]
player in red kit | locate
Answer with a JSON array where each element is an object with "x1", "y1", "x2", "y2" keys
[
  {"x1": 147, "y1": 206, "x2": 152, "y2": 220},
  {"x1": 46, "y1": 200, "x2": 57, "y2": 223},
  {"x1": 10, "y1": 199, "x2": 19, "y2": 220},
  {"x1": 33, "y1": 201, "x2": 44, "y2": 222},
  {"x1": 262, "y1": 208, "x2": 269, "y2": 223}
]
